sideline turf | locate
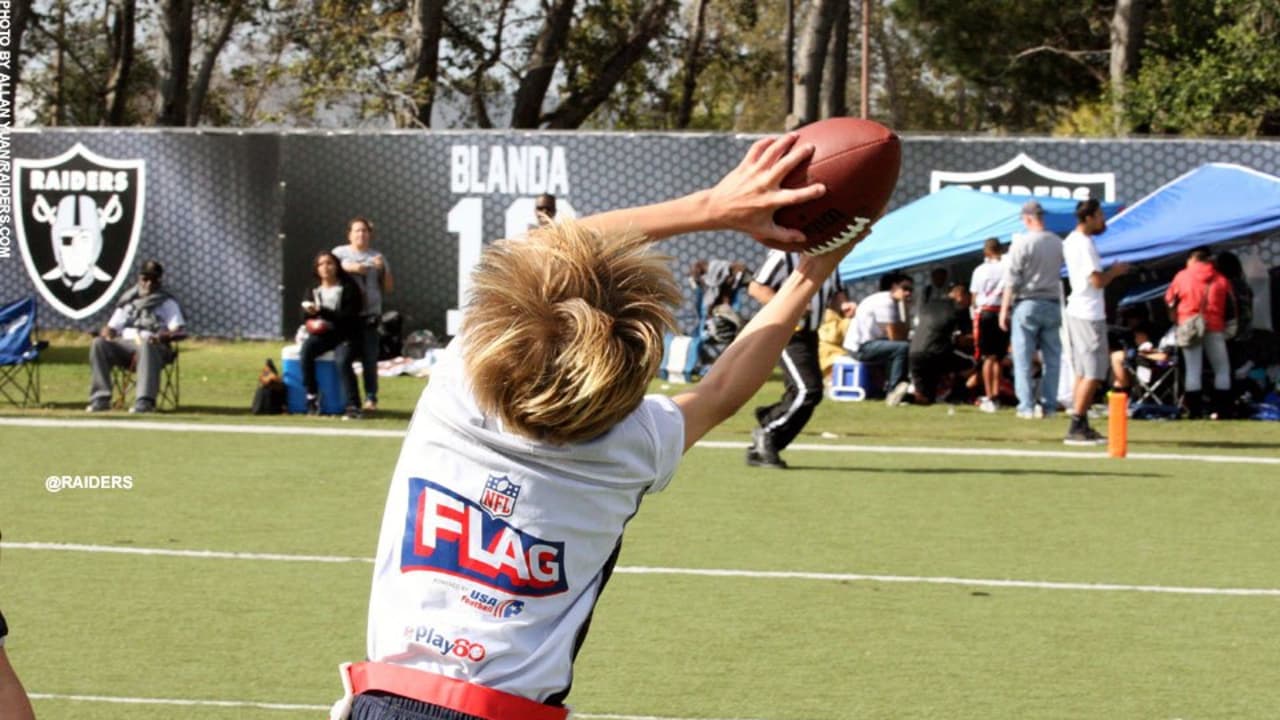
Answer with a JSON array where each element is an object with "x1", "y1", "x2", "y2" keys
[{"x1": 3, "y1": 420, "x2": 1278, "y2": 719}]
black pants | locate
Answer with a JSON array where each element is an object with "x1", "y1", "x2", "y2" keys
[
  {"x1": 754, "y1": 330, "x2": 823, "y2": 451},
  {"x1": 909, "y1": 349, "x2": 975, "y2": 403},
  {"x1": 299, "y1": 331, "x2": 359, "y2": 406},
  {"x1": 352, "y1": 692, "x2": 483, "y2": 720},
  {"x1": 352, "y1": 316, "x2": 381, "y2": 402}
]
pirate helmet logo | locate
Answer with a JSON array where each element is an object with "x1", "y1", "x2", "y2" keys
[
  {"x1": 14, "y1": 144, "x2": 147, "y2": 320},
  {"x1": 41, "y1": 195, "x2": 116, "y2": 292}
]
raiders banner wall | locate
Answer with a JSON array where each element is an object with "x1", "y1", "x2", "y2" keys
[
  {"x1": 5, "y1": 130, "x2": 282, "y2": 337},
  {"x1": 4, "y1": 129, "x2": 1278, "y2": 339}
]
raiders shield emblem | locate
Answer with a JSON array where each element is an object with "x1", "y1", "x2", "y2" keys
[
  {"x1": 930, "y1": 152, "x2": 1115, "y2": 202},
  {"x1": 14, "y1": 143, "x2": 147, "y2": 320}
]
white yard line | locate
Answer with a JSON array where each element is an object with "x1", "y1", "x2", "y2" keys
[
  {"x1": 6, "y1": 541, "x2": 1279, "y2": 597},
  {"x1": 27, "y1": 692, "x2": 761, "y2": 720},
  {"x1": 2, "y1": 416, "x2": 1277, "y2": 464}
]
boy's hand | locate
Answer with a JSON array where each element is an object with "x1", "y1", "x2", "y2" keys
[{"x1": 704, "y1": 133, "x2": 826, "y2": 245}]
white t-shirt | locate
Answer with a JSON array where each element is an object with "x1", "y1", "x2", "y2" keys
[
  {"x1": 969, "y1": 257, "x2": 1007, "y2": 310},
  {"x1": 366, "y1": 339, "x2": 685, "y2": 703},
  {"x1": 1063, "y1": 230, "x2": 1105, "y2": 321},
  {"x1": 844, "y1": 290, "x2": 900, "y2": 353}
]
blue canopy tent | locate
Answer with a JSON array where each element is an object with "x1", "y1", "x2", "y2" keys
[
  {"x1": 1095, "y1": 163, "x2": 1280, "y2": 266},
  {"x1": 838, "y1": 187, "x2": 1123, "y2": 282}
]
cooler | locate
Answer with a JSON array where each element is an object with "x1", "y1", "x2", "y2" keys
[
  {"x1": 282, "y1": 344, "x2": 347, "y2": 414},
  {"x1": 828, "y1": 356, "x2": 871, "y2": 402}
]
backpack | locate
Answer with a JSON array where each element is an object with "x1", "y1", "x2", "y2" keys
[
  {"x1": 251, "y1": 358, "x2": 286, "y2": 415},
  {"x1": 378, "y1": 311, "x2": 405, "y2": 360}
]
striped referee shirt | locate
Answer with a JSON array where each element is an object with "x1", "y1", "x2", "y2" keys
[{"x1": 752, "y1": 250, "x2": 845, "y2": 332}]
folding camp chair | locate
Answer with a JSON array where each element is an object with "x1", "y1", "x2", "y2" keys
[
  {"x1": 111, "y1": 334, "x2": 185, "y2": 411},
  {"x1": 1129, "y1": 351, "x2": 1182, "y2": 412},
  {"x1": 0, "y1": 297, "x2": 48, "y2": 407}
]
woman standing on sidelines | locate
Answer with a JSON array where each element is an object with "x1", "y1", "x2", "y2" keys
[{"x1": 1166, "y1": 246, "x2": 1234, "y2": 418}]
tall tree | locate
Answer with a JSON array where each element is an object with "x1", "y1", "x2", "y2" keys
[
  {"x1": 543, "y1": 0, "x2": 678, "y2": 129},
  {"x1": 674, "y1": 0, "x2": 711, "y2": 128},
  {"x1": 509, "y1": 0, "x2": 576, "y2": 128},
  {"x1": 8, "y1": 0, "x2": 34, "y2": 120},
  {"x1": 1109, "y1": 0, "x2": 1146, "y2": 134},
  {"x1": 821, "y1": 0, "x2": 850, "y2": 119},
  {"x1": 157, "y1": 0, "x2": 195, "y2": 125},
  {"x1": 104, "y1": 0, "x2": 138, "y2": 125},
  {"x1": 187, "y1": 0, "x2": 247, "y2": 125},
  {"x1": 791, "y1": 0, "x2": 842, "y2": 127},
  {"x1": 408, "y1": 0, "x2": 446, "y2": 127},
  {"x1": 890, "y1": 0, "x2": 1108, "y2": 131}
]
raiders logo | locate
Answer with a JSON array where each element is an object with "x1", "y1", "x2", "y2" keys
[
  {"x1": 14, "y1": 144, "x2": 147, "y2": 320},
  {"x1": 930, "y1": 152, "x2": 1116, "y2": 202}
]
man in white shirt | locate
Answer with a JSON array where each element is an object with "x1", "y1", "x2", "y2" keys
[
  {"x1": 843, "y1": 272, "x2": 914, "y2": 405},
  {"x1": 1062, "y1": 198, "x2": 1129, "y2": 445},
  {"x1": 86, "y1": 260, "x2": 185, "y2": 414}
]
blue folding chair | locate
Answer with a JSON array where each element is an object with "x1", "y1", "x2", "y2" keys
[{"x1": 0, "y1": 297, "x2": 48, "y2": 407}]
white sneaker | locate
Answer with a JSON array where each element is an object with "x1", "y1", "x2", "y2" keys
[
  {"x1": 978, "y1": 397, "x2": 998, "y2": 413},
  {"x1": 885, "y1": 381, "x2": 911, "y2": 407},
  {"x1": 1033, "y1": 403, "x2": 1045, "y2": 419}
]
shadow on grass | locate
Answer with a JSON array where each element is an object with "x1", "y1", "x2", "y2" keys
[
  {"x1": 777, "y1": 465, "x2": 1164, "y2": 478},
  {"x1": 1149, "y1": 439, "x2": 1280, "y2": 451},
  {"x1": 28, "y1": 402, "x2": 415, "y2": 423}
]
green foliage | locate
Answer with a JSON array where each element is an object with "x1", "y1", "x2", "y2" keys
[
  {"x1": 889, "y1": 0, "x2": 1109, "y2": 132},
  {"x1": 16, "y1": 0, "x2": 1280, "y2": 135},
  {"x1": 21, "y1": 0, "x2": 159, "y2": 126},
  {"x1": 1125, "y1": 0, "x2": 1280, "y2": 136}
]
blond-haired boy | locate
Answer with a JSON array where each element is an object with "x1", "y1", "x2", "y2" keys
[{"x1": 333, "y1": 134, "x2": 860, "y2": 720}]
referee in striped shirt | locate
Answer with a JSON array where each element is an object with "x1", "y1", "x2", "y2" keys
[{"x1": 747, "y1": 249, "x2": 851, "y2": 468}]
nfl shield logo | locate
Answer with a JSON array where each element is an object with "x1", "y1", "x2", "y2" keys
[
  {"x1": 480, "y1": 475, "x2": 521, "y2": 518},
  {"x1": 14, "y1": 143, "x2": 147, "y2": 320}
]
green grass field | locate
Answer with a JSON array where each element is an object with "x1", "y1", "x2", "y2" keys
[{"x1": 2, "y1": 336, "x2": 1279, "y2": 719}]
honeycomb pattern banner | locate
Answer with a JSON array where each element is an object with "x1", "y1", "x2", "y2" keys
[{"x1": 5, "y1": 129, "x2": 1278, "y2": 338}]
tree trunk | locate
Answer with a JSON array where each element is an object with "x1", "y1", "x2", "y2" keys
[
  {"x1": 510, "y1": 0, "x2": 576, "y2": 128},
  {"x1": 105, "y1": 0, "x2": 137, "y2": 126},
  {"x1": 157, "y1": 0, "x2": 194, "y2": 126},
  {"x1": 544, "y1": 0, "x2": 677, "y2": 129},
  {"x1": 8, "y1": 0, "x2": 33, "y2": 121},
  {"x1": 873, "y1": 17, "x2": 903, "y2": 129},
  {"x1": 1109, "y1": 0, "x2": 1145, "y2": 135},
  {"x1": 187, "y1": 0, "x2": 243, "y2": 125},
  {"x1": 792, "y1": 0, "x2": 842, "y2": 128},
  {"x1": 409, "y1": 0, "x2": 446, "y2": 128},
  {"x1": 675, "y1": 0, "x2": 711, "y2": 128},
  {"x1": 821, "y1": 0, "x2": 849, "y2": 119}
]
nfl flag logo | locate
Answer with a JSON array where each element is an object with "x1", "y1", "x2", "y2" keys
[{"x1": 481, "y1": 475, "x2": 520, "y2": 518}]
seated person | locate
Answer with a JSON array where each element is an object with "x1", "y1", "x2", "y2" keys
[
  {"x1": 909, "y1": 283, "x2": 976, "y2": 405},
  {"x1": 87, "y1": 260, "x2": 185, "y2": 413},
  {"x1": 690, "y1": 258, "x2": 751, "y2": 367},
  {"x1": 843, "y1": 272, "x2": 913, "y2": 405},
  {"x1": 300, "y1": 251, "x2": 364, "y2": 418}
]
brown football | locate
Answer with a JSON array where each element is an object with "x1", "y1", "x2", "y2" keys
[{"x1": 770, "y1": 117, "x2": 901, "y2": 255}]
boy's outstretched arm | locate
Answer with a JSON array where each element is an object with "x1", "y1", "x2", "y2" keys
[
  {"x1": 673, "y1": 248, "x2": 850, "y2": 451},
  {"x1": 577, "y1": 133, "x2": 825, "y2": 246}
]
